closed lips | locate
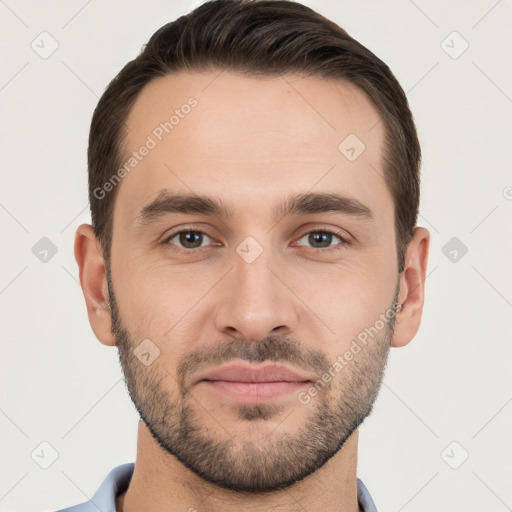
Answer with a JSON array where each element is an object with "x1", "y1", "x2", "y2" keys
[{"x1": 194, "y1": 363, "x2": 315, "y2": 384}]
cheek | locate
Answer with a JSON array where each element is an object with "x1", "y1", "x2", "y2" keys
[
  {"x1": 112, "y1": 256, "x2": 219, "y2": 347},
  {"x1": 294, "y1": 258, "x2": 396, "y2": 350}
]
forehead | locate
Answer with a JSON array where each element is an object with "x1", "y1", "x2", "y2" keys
[{"x1": 114, "y1": 70, "x2": 389, "y2": 225}]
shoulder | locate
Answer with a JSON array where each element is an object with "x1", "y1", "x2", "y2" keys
[
  {"x1": 357, "y1": 478, "x2": 378, "y2": 512},
  {"x1": 54, "y1": 463, "x2": 135, "y2": 512}
]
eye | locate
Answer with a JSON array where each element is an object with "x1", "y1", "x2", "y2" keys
[
  {"x1": 162, "y1": 227, "x2": 350, "y2": 253},
  {"x1": 296, "y1": 229, "x2": 349, "y2": 250},
  {"x1": 163, "y1": 229, "x2": 214, "y2": 250}
]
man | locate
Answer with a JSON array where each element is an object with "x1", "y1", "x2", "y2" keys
[{"x1": 61, "y1": 0, "x2": 430, "y2": 510}]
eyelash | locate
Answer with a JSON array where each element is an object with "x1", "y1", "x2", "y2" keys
[{"x1": 162, "y1": 225, "x2": 350, "y2": 253}]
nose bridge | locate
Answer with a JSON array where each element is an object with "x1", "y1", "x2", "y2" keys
[{"x1": 214, "y1": 237, "x2": 297, "y2": 341}]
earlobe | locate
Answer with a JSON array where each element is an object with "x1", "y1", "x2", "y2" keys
[
  {"x1": 391, "y1": 226, "x2": 430, "y2": 348},
  {"x1": 74, "y1": 224, "x2": 115, "y2": 347}
]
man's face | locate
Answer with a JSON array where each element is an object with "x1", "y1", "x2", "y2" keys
[{"x1": 107, "y1": 71, "x2": 399, "y2": 492}]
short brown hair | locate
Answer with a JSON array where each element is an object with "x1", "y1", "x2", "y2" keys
[{"x1": 88, "y1": 0, "x2": 421, "y2": 272}]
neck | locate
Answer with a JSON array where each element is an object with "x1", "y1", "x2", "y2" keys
[{"x1": 116, "y1": 421, "x2": 362, "y2": 512}]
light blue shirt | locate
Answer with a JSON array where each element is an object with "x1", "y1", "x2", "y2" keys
[{"x1": 55, "y1": 462, "x2": 378, "y2": 512}]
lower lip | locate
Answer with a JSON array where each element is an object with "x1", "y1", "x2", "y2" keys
[{"x1": 199, "y1": 380, "x2": 310, "y2": 401}]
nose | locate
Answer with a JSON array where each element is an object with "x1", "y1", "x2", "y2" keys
[{"x1": 214, "y1": 245, "x2": 298, "y2": 342}]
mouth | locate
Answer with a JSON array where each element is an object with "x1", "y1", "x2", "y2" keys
[{"x1": 194, "y1": 362, "x2": 315, "y2": 402}]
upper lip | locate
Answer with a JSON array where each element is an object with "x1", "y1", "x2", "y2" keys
[{"x1": 194, "y1": 362, "x2": 316, "y2": 384}]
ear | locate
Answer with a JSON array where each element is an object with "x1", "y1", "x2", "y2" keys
[
  {"x1": 391, "y1": 226, "x2": 430, "y2": 348},
  {"x1": 74, "y1": 224, "x2": 115, "y2": 347}
]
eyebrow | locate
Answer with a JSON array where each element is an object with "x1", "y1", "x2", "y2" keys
[{"x1": 135, "y1": 189, "x2": 374, "y2": 225}]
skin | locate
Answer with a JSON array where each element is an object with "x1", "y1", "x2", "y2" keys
[{"x1": 75, "y1": 70, "x2": 430, "y2": 512}]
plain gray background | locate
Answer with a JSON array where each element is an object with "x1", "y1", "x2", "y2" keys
[{"x1": 1, "y1": 1, "x2": 511, "y2": 511}]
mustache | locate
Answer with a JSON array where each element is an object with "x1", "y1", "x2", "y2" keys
[{"x1": 176, "y1": 335, "x2": 331, "y2": 390}]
